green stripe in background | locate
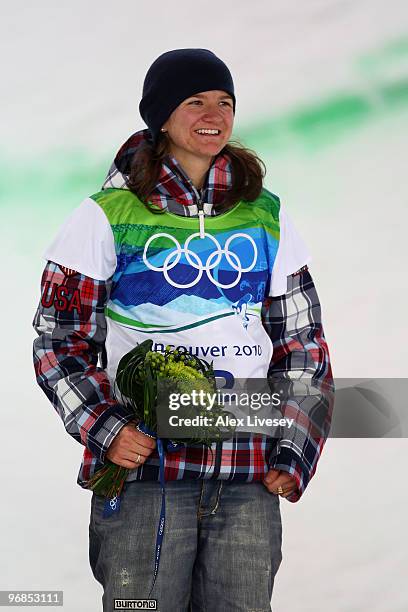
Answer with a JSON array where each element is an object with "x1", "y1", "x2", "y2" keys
[{"x1": 2, "y1": 34, "x2": 408, "y2": 218}]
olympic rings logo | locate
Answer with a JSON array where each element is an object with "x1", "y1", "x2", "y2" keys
[{"x1": 143, "y1": 231, "x2": 258, "y2": 289}]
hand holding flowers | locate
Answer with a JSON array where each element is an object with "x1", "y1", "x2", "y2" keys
[
  {"x1": 87, "y1": 340, "x2": 235, "y2": 499},
  {"x1": 105, "y1": 422, "x2": 156, "y2": 469}
]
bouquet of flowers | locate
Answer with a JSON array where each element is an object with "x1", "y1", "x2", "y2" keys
[{"x1": 87, "y1": 339, "x2": 234, "y2": 499}]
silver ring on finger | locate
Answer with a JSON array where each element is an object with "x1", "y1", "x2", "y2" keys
[{"x1": 135, "y1": 453, "x2": 141, "y2": 464}]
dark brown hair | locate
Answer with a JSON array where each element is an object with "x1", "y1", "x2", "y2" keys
[{"x1": 126, "y1": 132, "x2": 266, "y2": 213}]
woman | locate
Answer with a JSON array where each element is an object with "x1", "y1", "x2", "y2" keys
[{"x1": 32, "y1": 49, "x2": 333, "y2": 612}]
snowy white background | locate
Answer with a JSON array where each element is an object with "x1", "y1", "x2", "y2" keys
[{"x1": 1, "y1": 1, "x2": 408, "y2": 610}]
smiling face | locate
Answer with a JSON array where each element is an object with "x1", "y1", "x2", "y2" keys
[{"x1": 161, "y1": 90, "x2": 234, "y2": 167}]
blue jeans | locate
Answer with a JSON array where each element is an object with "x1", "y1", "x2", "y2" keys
[{"x1": 89, "y1": 479, "x2": 282, "y2": 611}]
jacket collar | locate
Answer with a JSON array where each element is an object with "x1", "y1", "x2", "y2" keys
[{"x1": 102, "y1": 129, "x2": 232, "y2": 215}]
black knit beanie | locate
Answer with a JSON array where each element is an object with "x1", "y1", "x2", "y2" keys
[{"x1": 139, "y1": 48, "x2": 236, "y2": 146}]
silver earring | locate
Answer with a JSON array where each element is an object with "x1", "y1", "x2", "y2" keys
[{"x1": 161, "y1": 128, "x2": 166, "y2": 132}]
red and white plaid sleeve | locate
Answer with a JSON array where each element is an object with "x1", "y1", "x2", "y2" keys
[
  {"x1": 262, "y1": 266, "x2": 335, "y2": 502},
  {"x1": 32, "y1": 261, "x2": 135, "y2": 463}
]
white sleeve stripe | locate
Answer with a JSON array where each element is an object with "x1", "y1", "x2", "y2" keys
[
  {"x1": 43, "y1": 197, "x2": 117, "y2": 281},
  {"x1": 269, "y1": 204, "x2": 312, "y2": 297}
]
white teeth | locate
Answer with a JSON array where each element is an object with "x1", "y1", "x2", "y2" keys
[{"x1": 195, "y1": 129, "x2": 220, "y2": 135}]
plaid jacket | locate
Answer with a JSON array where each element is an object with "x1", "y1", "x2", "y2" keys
[{"x1": 32, "y1": 130, "x2": 334, "y2": 502}]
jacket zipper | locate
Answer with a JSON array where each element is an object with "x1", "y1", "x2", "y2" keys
[
  {"x1": 197, "y1": 198, "x2": 205, "y2": 238},
  {"x1": 196, "y1": 190, "x2": 223, "y2": 476}
]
